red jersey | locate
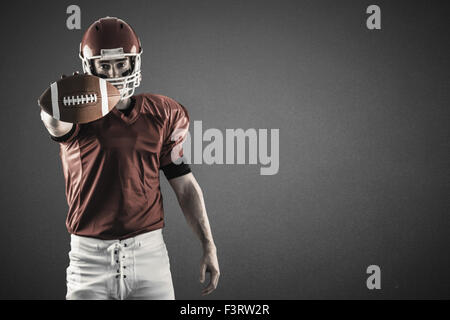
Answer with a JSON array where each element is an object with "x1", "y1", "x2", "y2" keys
[{"x1": 51, "y1": 93, "x2": 190, "y2": 240}]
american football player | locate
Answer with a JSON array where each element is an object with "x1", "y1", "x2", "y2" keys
[{"x1": 40, "y1": 17, "x2": 219, "y2": 300}]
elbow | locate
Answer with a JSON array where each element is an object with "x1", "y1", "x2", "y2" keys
[{"x1": 178, "y1": 179, "x2": 203, "y2": 203}]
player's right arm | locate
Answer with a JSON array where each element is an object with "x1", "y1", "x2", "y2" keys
[{"x1": 40, "y1": 108, "x2": 74, "y2": 137}]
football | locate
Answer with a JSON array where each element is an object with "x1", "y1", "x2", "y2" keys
[{"x1": 38, "y1": 74, "x2": 121, "y2": 124}]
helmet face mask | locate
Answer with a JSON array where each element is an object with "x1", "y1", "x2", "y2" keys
[
  {"x1": 79, "y1": 17, "x2": 143, "y2": 100},
  {"x1": 80, "y1": 51, "x2": 142, "y2": 100}
]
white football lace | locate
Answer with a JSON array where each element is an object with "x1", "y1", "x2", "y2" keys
[{"x1": 63, "y1": 94, "x2": 97, "y2": 106}]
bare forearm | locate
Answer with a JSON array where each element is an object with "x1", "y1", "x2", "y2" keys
[
  {"x1": 169, "y1": 174, "x2": 220, "y2": 294},
  {"x1": 176, "y1": 181, "x2": 216, "y2": 251},
  {"x1": 40, "y1": 109, "x2": 73, "y2": 136}
]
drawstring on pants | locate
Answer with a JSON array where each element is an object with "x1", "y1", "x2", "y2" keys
[{"x1": 106, "y1": 241, "x2": 128, "y2": 300}]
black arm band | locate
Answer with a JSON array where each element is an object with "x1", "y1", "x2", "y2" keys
[{"x1": 161, "y1": 161, "x2": 192, "y2": 180}]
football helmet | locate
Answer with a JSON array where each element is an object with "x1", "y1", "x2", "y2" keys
[{"x1": 79, "y1": 17, "x2": 142, "y2": 100}]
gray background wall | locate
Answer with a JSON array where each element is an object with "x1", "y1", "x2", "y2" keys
[{"x1": 0, "y1": 0, "x2": 448, "y2": 299}]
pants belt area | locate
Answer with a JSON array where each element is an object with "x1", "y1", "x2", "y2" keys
[{"x1": 69, "y1": 229, "x2": 165, "y2": 300}]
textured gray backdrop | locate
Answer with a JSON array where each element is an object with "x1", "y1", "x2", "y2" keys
[{"x1": 0, "y1": 0, "x2": 448, "y2": 299}]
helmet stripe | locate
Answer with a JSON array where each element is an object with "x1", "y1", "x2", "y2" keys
[{"x1": 50, "y1": 82, "x2": 60, "y2": 120}]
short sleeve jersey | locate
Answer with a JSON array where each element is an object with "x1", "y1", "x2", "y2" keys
[{"x1": 51, "y1": 93, "x2": 190, "y2": 240}]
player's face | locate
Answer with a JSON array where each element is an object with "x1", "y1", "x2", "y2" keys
[{"x1": 93, "y1": 57, "x2": 132, "y2": 79}]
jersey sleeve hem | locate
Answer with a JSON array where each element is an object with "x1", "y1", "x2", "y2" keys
[{"x1": 50, "y1": 124, "x2": 79, "y2": 143}]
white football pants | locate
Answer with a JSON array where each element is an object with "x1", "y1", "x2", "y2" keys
[{"x1": 66, "y1": 229, "x2": 175, "y2": 300}]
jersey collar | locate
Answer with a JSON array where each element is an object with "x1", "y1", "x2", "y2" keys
[{"x1": 111, "y1": 94, "x2": 142, "y2": 124}]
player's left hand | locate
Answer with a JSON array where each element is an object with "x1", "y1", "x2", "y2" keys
[{"x1": 199, "y1": 246, "x2": 220, "y2": 296}]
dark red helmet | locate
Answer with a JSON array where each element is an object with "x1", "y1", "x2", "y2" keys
[{"x1": 79, "y1": 17, "x2": 142, "y2": 99}]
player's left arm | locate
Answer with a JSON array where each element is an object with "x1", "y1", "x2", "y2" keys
[{"x1": 168, "y1": 172, "x2": 220, "y2": 296}]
